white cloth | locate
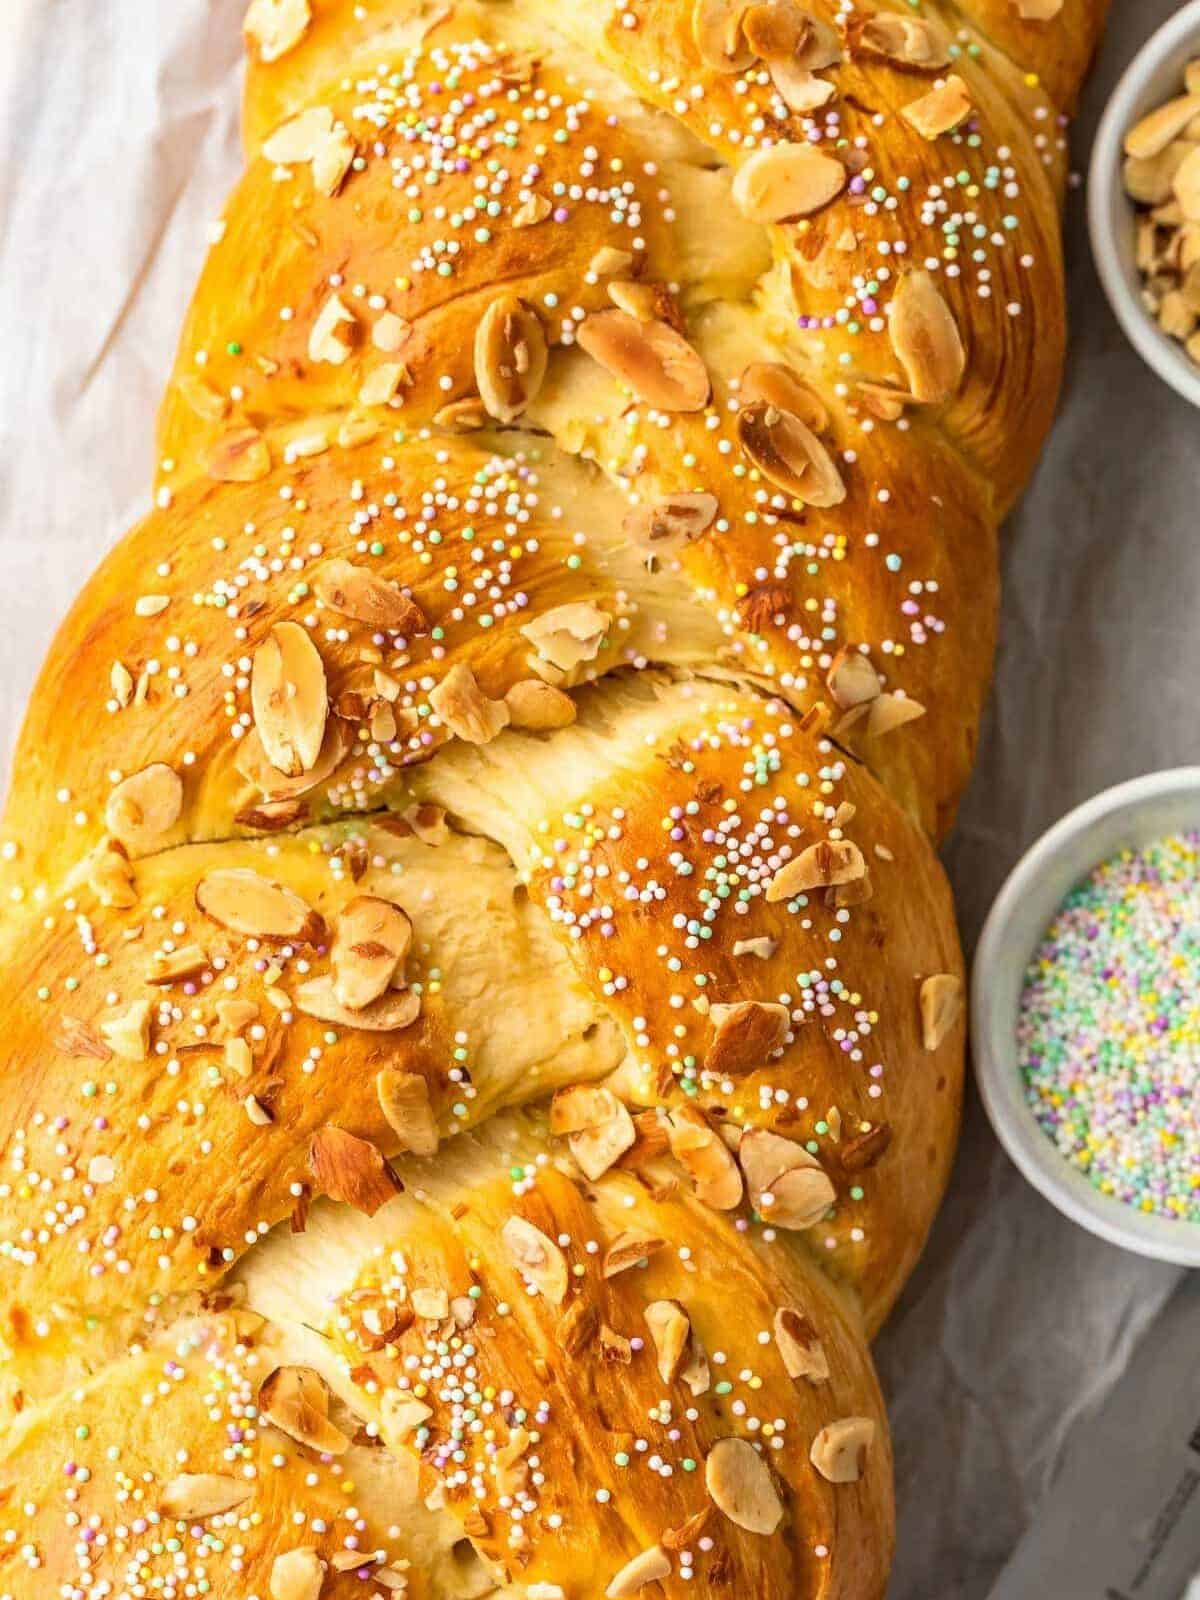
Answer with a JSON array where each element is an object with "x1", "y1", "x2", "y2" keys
[{"x1": 0, "y1": 5, "x2": 1187, "y2": 1596}]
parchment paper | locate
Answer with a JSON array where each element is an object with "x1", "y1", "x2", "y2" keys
[{"x1": 0, "y1": 4, "x2": 1188, "y2": 1595}]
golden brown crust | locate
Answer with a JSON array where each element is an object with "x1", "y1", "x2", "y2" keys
[{"x1": 0, "y1": 0, "x2": 1106, "y2": 1593}]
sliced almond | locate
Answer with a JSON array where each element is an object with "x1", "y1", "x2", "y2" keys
[
  {"x1": 237, "y1": 716, "x2": 351, "y2": 803},
  {"x1": 105, "y1": 764, "x2": 183, "y2": 851},
  {"x1": 826, "y1": 648, "x2": 881, "y2": 709},
  {"x1": 313, "y1": 558, "x2": 425, "y2": 634},
  {"x1": 429, "y1": 662, "x2": 510, "y2": 743},
  {"x1": 767, "y1": 838, "x2": 865, "y2": 901},
  {"x1": 866, "y1": 691, "x2": 925, "y2": 737},
  {"x1": 245, "y1": 0, "x2": 311, "y2": 62},
  {"x1": 810, "y1": 1416, "x2": 875, "y2": 1483},
  {"x1": 196, "y1": 868, "x2": 324, "y2": 943},
  {"x1": 504, "y1": 679, "x2": 577, "y2": 730},
  {"x1": 86, "y1": 838, "x2": 138, "y2": 909},
  {"x1": 373, "y1": 312, "x2": 412, "y2": 352},
  {"x1": 147, "y1": 943, "x2": 209, "y2": 985},
  {"x1": 513, "y1": 193, "x2": 553, "y2": 227},
  {"x1": 161, "y1": 1474, "x2": 253, "y2": 1520},
  {"x1": 705, "y1": 1437, "x2": 784, "y2": 1535},
  {"x1": 263, "y1": 106, "x2": 354, "y2": 195},
  {"x1": 209, "y1": 428, "x2": 270, "y2": 483},
  {"x1": 269, "y1": 1547, "x2": 324, "y2": 1600},
  {"x1": 376, "y1": 1069, "x2": 439, "y2": 1157},
  {"x1": 294, "y1": 976, "x2": 421, "y2": 1031},
  {"x1": 502, "y1": 1215, "x2": 568, "y2": 1305},
  {"x1": 1128, "y1": 98, "x2": 1200, "y2": 162},
  {"x1": 623, "y1": 491, "x2": 718, "y2": 554},
  {"x1": 744, "y1": 0, "x2": 840, "y2": 70},
  {"x1": 602, "y1": 1230, "x2": 666, "y2": 1278},
  {"x1": 740, "y1": 362, "x2": 828, "y2": 431},
  {"x1": 705, "y1": 999, "x2": 790, "y2": 1076},
  {"x1": 768, "y1": 60, "x2": 837, "y2": 112},
  {"x1": 1013, "y1": 0, "x2": 1063, "y2": 15},
  {"x1": 308, "y1": 1127, "x2": 402, "y2": 1216},
  {"x1": 251, "y1": 621, "x2": 328, "y2": 778},
  {"x1": 739, "y1": 1127, "x2": 835, "y2": 1229},
  {"x1": 474, "y1": 295, "x2": 547, "y2": 422},
  {"x1": 774, "y1": 1306, "x2": 830, "y2": 1383},
  {"x1": 99, "y1": 998, "x2": 153, "y2": 1062},
  {"x1": 920, "y1": 972, "x2": 962, "y2": 1050},
  {"x1": 888, "y1": 270, "x2": 965, "y2": 403},
  {"x1": 855, "y1": 380, "x2": 916, "y2": 421},
  {"x1": 692, "y1": 0, "x2": 754, "y2": 72},
  {"x1": 176, "y1": 373, "x2": 229, "y2": 422},
  {"x1": 841, "y1": 1121, "x2": 892, "y2": 1172},
  {"x1": 901, "y1": 75, "x2": 973, "y2": 140},
  {"x1": 606, "y1": 1546, "x2": 671, "y2": 1599},
  {"x1": 551, "y1": 1084, "x2": 636, "y2": 1179},
  {"x1": 520, "y1": 601, "x2": 611, "y2": 676},
  {"x1": 308, "y1": 292, "x2": 356, "y2": 366},
  {"x1": 576, "y1": 309, "x2": 710, "y2": 412},
  {"x1": 645, "y1": 1299, "x2": 691, "y2": 1384},
  {"x1": 433, "y1": 396, "x2": 490, "y2": 432},
  {"x1": 259, "y1": 1365, "x2": 349, "y2": 1455},
  {"x1": 331, "y1": 896, "x2": 412, "y2": 1010},
  {"x1": 1175, "y1": 146, "x2": 1200, "y2": 220},
  {"x1": 732, "y1": 143, "x2": 845, "y2": 223},
  {"x1": 849, "y1": 13, "x2": 948, "y2": 69},
  {"x1": 667, "y1": 1105, "x2": 744, "y2": 1210},
  {"x1": 737, "y1": 401, "x2": 845, "y2": 506},
  {"x1": 358, "y1": 362, "x2": 407, "y2": 407},
  {"x1": 380, "y1": 1392, "x2": 433, "y2": 1441}
]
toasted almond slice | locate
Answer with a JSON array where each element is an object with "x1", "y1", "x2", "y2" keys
[
  {"x1": 429, "y1": 662, "x2": 510, "y2": 744},
  {"x1": 602, "y1": 1230, "x2": 666, "y2": 1278},
  {"x1": 606, "y1": 1545, "x2": 672, "y2": 1599},
  {"x1": 732, "y1": 142, "x2": 845, "y2": 223},
  {"x1": 245, "y1": 0, "x2": 311, "y2": 62},
  {"x1": 705, "y1": 1437, "x2": 784, "y2": 1535},
  {"x1": 740, "y1": 1127, "x2": 835, "y2": 1229},
  {"x1": 358, "y1": 362, "x2": 407, "y2": 407},
  {"x1": 888, "y1": 270, "x2": 965, "y2": 404},
  {"x1": 589, "y1": 246, "x2": 636, "y2": 277},
  {"x1": 768, "y1": 59, "x2": 837, "y2": 112},
  {"x1": 667, "y1": 1105, "x2": 744, "y2": 1210},
  {"x1": 502, "y1": 1215, "x2": 568, "y2": 1304},
  {"x1": 513, "y1": 193, "x2": 553, "y2": 227},
  {"x1": 209, "y1": 427, "x2": 270, "y2": 482},
  {"x1": 411, "y1": 1287, "x2": 450, "y2": 1321},
  {"x1": 1126, "y1": 99, "x2": 1200, "y2": 162},
  {"x1": 841, "y1": 1121, "x2": 892, "y2": 1171},
  {"x1": 1013, "y1": 0, "x2": 1063, "y2": 14},
  {"x1": 504, "y1": 679, "x2": 577, "y2": 730},
  {"x1": 810, "y1": 1416, "x2": 875, "y2": 1483},
  {"x1": 259, "y1": 1365, "x2": 349, "y2": 1455},
  {"x1": 308, "y1": 1127, "x2": 402, "y2": 1216},
  {"x1": 740, "y1": 362, "x2": 828, "y2": 431},
  {"x1": 99, "y1": 998, "x2": 152, "y2": 1062},
  {"x1": 774, "y1": 1306, "x2": 830, "y2": 1383},
  {"x1": 380, "y1": 1392, "x2": 434, "y2": 1443},
  {"x1": 866, "y1": 691, "x2": 925, "y2": 737},
  {"x1": 434, "y1": 396, "x2": 490, "y2": 432},
  {"x1": 849, "y1": 12, "x2": 948, "y2": 69},
  {"x1": 294, "y1": 976, "x2": 421, "y2": 1031},
  {"x1": 607, "y1": 279, "x2": 669, "y2": 323},
  {"x1": 196, "y1": 868, "x2": 323, "y2": 943},
  {"x1": 705, "y1": 999, "x2": 790, "y2": 1075},
  {"x1": 376, "y1": 1068, "x2": 439, "y2": 1157},
  {"x1": 262, "y1": 106, "x2": 332, "y2": 164},
  {"x1": 105, "y1": 763, "x2": 183, "y2": 850},
  {"x1": 87, "y1": 838, "x2": 138, "y2": 909},
  {"x1": 331, "y1": 896, "x2": 411, "y2": 1010},
  {"x1": 1175, "y1": 145, "x2": 1200, "y2": 220},
  {"x1": 737, "y1": 401, "x2": 845, "y2": 507},
  {"x1": 474, "y1": 295, "x2": 548, "y2": 422},
  {"x1": 826, "y1": 647, "x2": 881, "y2": 708},
  {"x1": 692, "y1": 0, "x2": 755, "y2": 72},
  {"x1": 237, "y1": 717, "x2": 351, "y2": 806},
  {"x1": 147, "y1": 943, "x2": 209, "y2": 985},
  {"x1": 1125, "y1": 143, "x2": 1193, "y2": 207},
  {"x1": 269, "y1": 1547, "x2": 324, "y2": 1600},
  {"x1": 373, "y1": 311, "x2": 412, "y2": 352},
  {"x1": 176, "y1": 372, "x2": 229, "y2": 422},
  {"x1": 162, "y1": 1473, "x2": 253, "y2": 1519},
  {"x1": 309, "y1": 292, "x2": 356, "y2": 365},
  {"x1": 551, "y1": 1084, "x2": 636, "y2": 1179},
  {"x1": 313, "y1": 558, "x2": 425, "y2": 634},
  {"x1": 576, "y1": 309, "x2": 710, "y2": 411},
  {"x1": 251, "y1": 621, "x2": 328, "y2": 778},
  {"x1": 767, "y1": 838, "x2": 865, "y2": 901},
  {"x1": 645, "y1": 1299, "x2": 691, "y2": 1383},
  {"x1": 623, "y1": 491, "x2": 719, "y2": 554},
  {"x1": 855, "y1": 380, "x2": 916, "y2": 421},
  {"x1": 520, "y1": 601, "x2": 612, "y2": 675},
  {"x1": 901, "y1": 75, "x2": 973, "y2": 140},
  {"x1": 920, "y1": 973, "x2": 962, "y2": 1050}
]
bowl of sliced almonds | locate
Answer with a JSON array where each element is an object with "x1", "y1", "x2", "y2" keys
[{"x1": 1090, "y1": 0, "x2": 1200, "y2": 406}]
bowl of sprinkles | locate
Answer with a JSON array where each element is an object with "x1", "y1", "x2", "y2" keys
[{"x1": 973, "y1": 768, "x2": 1200, "y2": 1265}]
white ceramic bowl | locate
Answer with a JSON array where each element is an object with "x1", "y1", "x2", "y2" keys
[
  {"x1": 1089, "y1": 0, "x2": 1200, "y2": 408},
  {"x1": 973, "y1": 767, "x2": 1200, "y2": 1266}
]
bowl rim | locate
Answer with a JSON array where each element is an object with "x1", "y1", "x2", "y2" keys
[
  {"x1": 972, "y1": 766, "x2": 1200, "y2": 1267},
  {"x1": 1088, "y1": 0, "x2": 1200, "y2": 411}
]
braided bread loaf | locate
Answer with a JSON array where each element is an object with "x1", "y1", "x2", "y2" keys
[{"x1": 0, "y1": 1, "x2": 1106, "y2": 1595}]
